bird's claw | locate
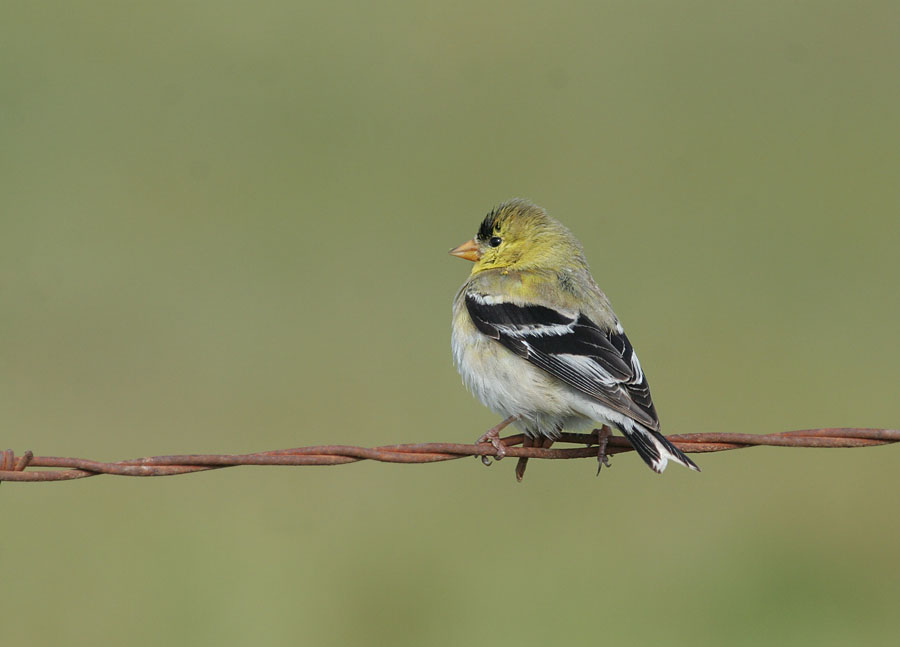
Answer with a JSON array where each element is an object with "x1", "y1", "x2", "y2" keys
[
  {"x1": 477, "y1": 433, "x2": 507, "y2": 465},
  {"x1": 475, "y1": 416, "x2": 517, "y2": 466},
  {"x1": 594, "y1": 426, "x2": 612, "y2": 475}
]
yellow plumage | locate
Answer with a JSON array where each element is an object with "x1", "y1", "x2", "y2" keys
[{"x1": 450, "y1": 199, "x2": 699, "y2": 474}]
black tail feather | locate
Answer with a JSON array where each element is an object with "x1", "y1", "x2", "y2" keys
[{"x1": 621, "y1": 427, "x2": 700, "y2": 473}]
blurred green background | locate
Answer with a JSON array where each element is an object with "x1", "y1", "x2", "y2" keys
[{"x1": 2, "y1": 1, "x2": 899, "y2": 645}]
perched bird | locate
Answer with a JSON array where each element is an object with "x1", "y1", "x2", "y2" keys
[{"x1": 450, "y1": 199, "x2": 699, "y2": 475}]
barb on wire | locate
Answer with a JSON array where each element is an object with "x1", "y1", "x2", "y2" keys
[{"x1": 0, "y1": 427, "x2": 896, "y2": 483}]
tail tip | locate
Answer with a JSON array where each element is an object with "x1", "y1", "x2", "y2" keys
[{"x1": 652, "y1": 452, "x2": 701, "y2": 474}]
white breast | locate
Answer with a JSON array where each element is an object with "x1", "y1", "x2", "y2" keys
[{"x1": 451, "y1": 294, "x2": 594, "y2": 437}]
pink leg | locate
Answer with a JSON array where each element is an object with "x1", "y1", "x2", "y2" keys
[
  {"x1": 594, "y1": 425, "x2": 612, "y2": 474},
  {"x1": 476, "y1": 415, "x2": 517, "y2": 464}
]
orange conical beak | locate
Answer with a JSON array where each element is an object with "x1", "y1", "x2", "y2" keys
[{"x1": 449, "y1": 238, "x2": 480, "y2": 262}]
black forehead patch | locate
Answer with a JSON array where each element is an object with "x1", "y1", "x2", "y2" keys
[{"x1": 477, "y1": 207, "x2": 501, "y2": 241}]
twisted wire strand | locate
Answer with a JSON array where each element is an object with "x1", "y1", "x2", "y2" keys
[{"x1": 1, "y1": 428, "x2": 896, "y2": 483}]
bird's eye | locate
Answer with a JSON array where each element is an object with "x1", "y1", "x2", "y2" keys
[{"x1": 489, "y1": 236, "x2": 502, "y2": 247}]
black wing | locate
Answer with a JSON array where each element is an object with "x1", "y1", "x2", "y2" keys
[{"x1": 465, "y1": 293, "x2": 660, "y2": 430}]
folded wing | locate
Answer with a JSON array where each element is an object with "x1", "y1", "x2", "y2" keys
[{"x1": 465, "y1": 293, "x2": 660, "y2": 430}]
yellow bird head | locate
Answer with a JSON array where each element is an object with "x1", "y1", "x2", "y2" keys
[{"x1": 450, "y1": 199, "x2": 587, "y2": 274}]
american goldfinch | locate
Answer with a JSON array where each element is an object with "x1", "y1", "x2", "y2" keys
[{"x1": 450, "y1": 199, "x2": 699, "y2": 475}]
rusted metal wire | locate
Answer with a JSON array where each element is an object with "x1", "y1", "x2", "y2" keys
[{"x1": 0, "y1": 427, "x2": 896, "y2": 483}]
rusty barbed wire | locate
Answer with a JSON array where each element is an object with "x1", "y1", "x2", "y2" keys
[{"x1": 0, "y1": 427, "x2": 896, "y2": 483}]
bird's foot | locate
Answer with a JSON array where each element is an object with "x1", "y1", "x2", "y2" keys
[
  {"x1": 476, "y1": 416, "x2": 517, "y2": 466},
  {"x1": 593, "y1": 426, "x2": 612, "y2": 475}
]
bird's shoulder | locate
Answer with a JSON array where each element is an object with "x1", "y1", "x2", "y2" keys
[
  {"x1": 462, "y1": 267, "x2": 659, "y2": 429},
  {"x1": 465, "y1": 267, "x2": 618, "y2": 329}
]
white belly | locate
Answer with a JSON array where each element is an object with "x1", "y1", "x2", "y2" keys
[{"x1": 452, "y1": 302, "x2": 600, "y2": 437}]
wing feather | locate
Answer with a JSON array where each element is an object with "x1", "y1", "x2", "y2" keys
[{"x1": 465, "y1": 293, "x2": 660, "y2": 429}]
